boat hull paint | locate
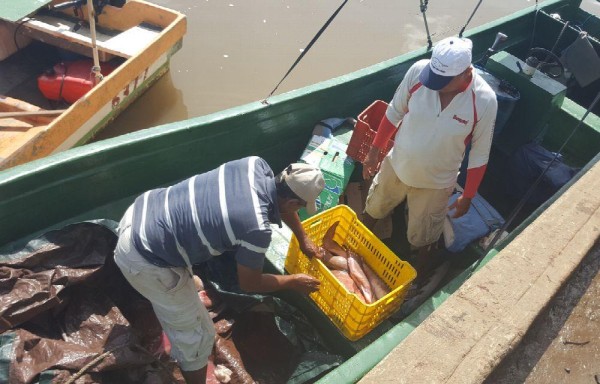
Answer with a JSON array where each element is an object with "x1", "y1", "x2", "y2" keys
[{"x1": 57, "y1": 55, "x2": 171, "y2": 151}]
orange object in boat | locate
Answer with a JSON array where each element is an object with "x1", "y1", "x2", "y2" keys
[{"x1": 37, "y1": 60, "x2": 117, "y2": 104}]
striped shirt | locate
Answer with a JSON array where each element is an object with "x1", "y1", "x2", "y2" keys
[{"x1": 130, "y1": 156, "x2": 281, "y2": 270}]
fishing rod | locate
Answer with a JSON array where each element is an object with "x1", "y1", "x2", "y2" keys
[
  {"x1": 420, "y1": 0, "x2": 433, "y2": 49},
  {"x1": 422, "y1": 0, "x2": 487, "y2": 48},
  {"x1": 262, "y1": 0, "x2": 349, "y2": 104},
  {"x1": 529, "y1": 0, "x2": 540, "y2": 51},
  {"x1": 459, "y1": 0, "x2": 484, "y2": 38},
  {"x1": 469, "y1": 90, "x2": 600, "y2": 275}
]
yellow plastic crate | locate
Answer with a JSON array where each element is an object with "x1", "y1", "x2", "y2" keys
[{"x1": 285, "y1": 205, "x2": 417, "y2": 341}]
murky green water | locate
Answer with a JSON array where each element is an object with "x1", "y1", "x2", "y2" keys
[{"x1": 93, "y1": 0, "x2": 600, "y2": 140}]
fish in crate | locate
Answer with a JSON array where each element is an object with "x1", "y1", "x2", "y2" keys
[
  {"x1": 320, "y1": 222, "x2": 391, "y2": 304},
  {"x1": 285, "y1": 205, "x2": 416, "y2": 340}
]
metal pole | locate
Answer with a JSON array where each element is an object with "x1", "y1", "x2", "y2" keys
[{"x1": 86, "y1": 0, "x2": 103, "y2": 85}]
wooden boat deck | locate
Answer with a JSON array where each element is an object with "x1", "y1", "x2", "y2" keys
[
  {"x1": 0, "y1": 95, "x2": 57, "y2": 163},
  {"x1": 1, "y1": 42, "x2": 66, "y2": 163},
  {"x1": 0, "y1": 41, "x2": 58, "y2": 108},
  {"x1": 20, "y1": 12, "x2": 161, "y2": 60}
]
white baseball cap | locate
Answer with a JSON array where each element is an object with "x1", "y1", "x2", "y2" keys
[
  {"x1": 283, "y1": 163, "x2": 325, "y2": 215},
  {"x1": 419, "y1": 36, "x2": 473, "y2": 90}
]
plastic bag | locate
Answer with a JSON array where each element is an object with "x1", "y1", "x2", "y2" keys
[{"x1": 444, "y1": 192, "x2": 505, "y2": 253}]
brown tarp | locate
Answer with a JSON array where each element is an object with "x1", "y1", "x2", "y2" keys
[
  {"x1": 0, "y1": 222, "x2": 179, "y2": 384},
  {"x1": 0, "y1": 222, "x2": 342, "y2": 384}
]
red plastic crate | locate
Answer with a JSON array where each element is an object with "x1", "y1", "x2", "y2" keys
[{"x1": 346, "y1": 100, "x2": 397, "y2": 164}]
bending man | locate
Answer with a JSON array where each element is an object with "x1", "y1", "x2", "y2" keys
[{"x1": 114, "y1": 156, "x2": 325, "y2": 383}]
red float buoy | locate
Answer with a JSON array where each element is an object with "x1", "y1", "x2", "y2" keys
[{"x1": 37, "y1": 60, "x2": 117, "y2": 104}]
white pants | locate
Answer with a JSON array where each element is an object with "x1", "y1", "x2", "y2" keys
[
  {"x1": 365, "y1": 157, "x2": 453, "y2": 247},
  {"x1": 113, "y1": 206, "x2": 215, "y2": 371}
]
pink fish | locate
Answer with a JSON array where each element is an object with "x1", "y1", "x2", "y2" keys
[
  {"x1": 361, "y1": 259, "x2": 390, "y2": 301},
  {"x1": 322, "y1": 221, "x2": 347, "y2": 257},
  {"x1": 346, "y1": 249, "x2": 373, "y2": 304},
  {"x1": 331, "y1": 269, "x2": 366, "y2": 302},
  {"x1": 322, "y1": 249, "x2": 348, "y2": 271}
]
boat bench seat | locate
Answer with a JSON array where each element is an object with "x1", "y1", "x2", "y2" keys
[{"x1": 19, "y1": 13, "x2": 160, "y2": 61}]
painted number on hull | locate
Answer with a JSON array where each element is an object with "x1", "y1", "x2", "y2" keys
[{"x1": 111, "y1": 68, "x2": 149, "y2": 108}]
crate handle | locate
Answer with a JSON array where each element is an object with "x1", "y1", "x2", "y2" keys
[{"x1": 307, "y1": 218, "x2": 323, "y2": 229}]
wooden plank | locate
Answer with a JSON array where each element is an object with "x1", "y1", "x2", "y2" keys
[
  {"x1": 0, "y1": 110, "x2": 66, "y2": 119},
  {"x1": 22, "y1": 14, "x2": 160, "y2": 58},
  {"x1": 0, "y1": 20, "x2": 32, "y2": 61},
  {"x1": 102, "y1": 26, "x2": 160, "y2": 57}
]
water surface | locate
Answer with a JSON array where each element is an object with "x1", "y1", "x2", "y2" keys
[{"x1": 93, "y1": 0, "x2": 599, "y2": 139}]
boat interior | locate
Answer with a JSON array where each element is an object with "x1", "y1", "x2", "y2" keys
[
  {"x1": 0, "y1": 0, "x2": 173, "y2": 143},
  {"x1": 0, "y1": 0, "x2": 182, "y2": 166},
  {"x1": 0, "y1": 1, "x2": 599, "y2": 382},
  {"x1": 271, "y1": 5, "x2": 600, "y2": 360}
]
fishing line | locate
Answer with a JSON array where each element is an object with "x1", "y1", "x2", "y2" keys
[
  {"x1": 458, "y1": 0, "x2": 484, "y2": 38},
  {"x1": 529, "y1": 0, "x2": 540, "y2": 50},
  {"x1": 262, "y1": 0, "x2": 349, "y2": 104},
  {"x1": 469, "y1": 90, "x2": 600, "y2": 275}
]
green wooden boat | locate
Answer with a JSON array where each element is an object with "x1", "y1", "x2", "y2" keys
[{"x1": 1, "y1": 0, "x2": 599, "y2": 382}]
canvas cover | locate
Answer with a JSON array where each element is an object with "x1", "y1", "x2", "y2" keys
[{"x1": 0, "y1": 221, "x2": 341, "y2": 384}]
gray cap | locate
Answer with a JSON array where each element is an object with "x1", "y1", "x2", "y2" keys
[{"x1": 284, "y1": 163, "x2": 325, "y2": 214}]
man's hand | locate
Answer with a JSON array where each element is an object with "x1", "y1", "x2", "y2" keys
[
  {"x1": 299, "y1": 237, "x2": 323, "y2": 259},
  {"x1": 449, "y1": 195, "x2": 472, "y2": 218},
  {"x1": 362, "y1": 146, "x2": 381, "y2": 180},
  {"x1": 288, "y1": 273, "x2": 320, "y2": 295},
  {"x1": 237, "y1": 264, "x2": 320, "y2": 294}
]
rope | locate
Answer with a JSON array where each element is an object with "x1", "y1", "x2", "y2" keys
[
  {"x1": 262, "y1": 0, "x2": 349, "y2": 104},
  {"x1": 469, "y1": 90, "x2": 600, "y2": 275},
  {"x1": 13, "y1": 18, "x2": 29, "y2": 52},
  {"x1": 549, "y1": 20, "x2": 570, "y2": 54},
  {"x1": 419, "y1": 0, "x2": 433, "y2": 49},
  {"x1": 63, "y1": 346, "x2": 120, "y2": 384},
  {"x1": 63, "y1": 343, "x2": 178, "y2": 384},
  {"x1": 458, "y1": 0, "x2": 484, "y2": 38},
  {"x1": 86, "y1": 0, "x2": 103, "y2": 85}
]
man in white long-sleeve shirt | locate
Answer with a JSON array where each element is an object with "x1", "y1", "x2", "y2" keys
[{"x1": 362, "y1": 37, "x2": 498, "y2": 282}]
